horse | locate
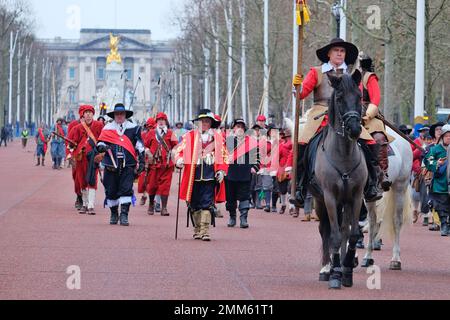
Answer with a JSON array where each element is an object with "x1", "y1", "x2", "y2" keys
[
  {"x1": 285, "y1": 71, "x2": 365, "y2": 290},
  {"x1": 362, "y1": 127, "x2": 413, "y2": 270}
]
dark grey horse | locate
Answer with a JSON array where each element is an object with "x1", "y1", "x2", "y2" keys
[{"x1": 310, "y1": 71, "x2": 368, "y2": 289}]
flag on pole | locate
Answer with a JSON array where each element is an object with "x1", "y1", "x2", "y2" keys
[{"x1": 296, "y1": 0, "x2": 310, "y2": 26}]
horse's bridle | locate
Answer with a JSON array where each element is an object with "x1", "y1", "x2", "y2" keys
[{"x1": 335, "y1": 110, "x2": 362, "y2": 138}]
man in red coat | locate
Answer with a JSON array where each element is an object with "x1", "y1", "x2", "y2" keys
[
  {"x1": 145, "y1": 113, "x2": 178, "y2": 216},
  {"x1": 67, "y1": 118, "x2": 82, "y2": 210},
  {"x1": 277, "y1": 127, "x2": 293, "y2": 215},
  {"x1": 175, "y1": 109, "x2": 228, "y2": 241},
  {"x1": 68, "y1": 105, "x2": 104, "y2": 215},
  {"x1": 138, "y1": 117, "x2": 156, "y2": 206}
]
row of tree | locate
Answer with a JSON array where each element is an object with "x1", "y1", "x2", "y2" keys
[
  {"x1": 0, "y1": 0, "x2": 63, "y2": 133},
  {"x1": 168, "y1": 0, "x2": 449, "y2": 126}
]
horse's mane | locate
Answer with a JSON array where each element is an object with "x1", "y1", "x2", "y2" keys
[{"x1": 328, "y1": 74, "x2": 361, "y2": 129}]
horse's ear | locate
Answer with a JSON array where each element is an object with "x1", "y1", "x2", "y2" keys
[
  {"x1": 352, "y1": 70, "x2": 362, "y2": 86},
  {"x1": 327, "y1": 74, "x2": 341, "y2": 89}
]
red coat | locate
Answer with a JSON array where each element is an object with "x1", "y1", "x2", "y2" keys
[
  {"x1": 68, "y1": 121, "x2": 104, "y2": 190},
  {"x1": 412, "y1": 138, "x2": 427, "y2": 175},
  {"x1": 277, "y1": 138, "x2": 293, "y2": 181},
  {"x1": 176, "y1": 130, "x2": 228, "y2": 203},
  {"x1": 144, "y1": 128, "x2": 178, "y2": 168}
]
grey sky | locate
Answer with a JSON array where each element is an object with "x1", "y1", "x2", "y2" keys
[{"x1": 29, "y1": 0, "x2": 185, "y2": 40}]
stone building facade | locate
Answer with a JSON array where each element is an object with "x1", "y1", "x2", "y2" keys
[{"x1": 40, "y1": 28, "x2": 174, "y2": 121}]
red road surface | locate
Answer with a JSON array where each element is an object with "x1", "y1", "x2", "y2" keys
[{"x1": 0, "y1": 140, "x2": 449, "y2": 300}]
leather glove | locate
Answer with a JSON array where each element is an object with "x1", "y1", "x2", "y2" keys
[
  {"x1": 362, "y1": 103, "x2": 379, "y2": 124},
  {"x1": 97, "y1": 144, "x2": 109, "y2": 154},
  {"x1": 215, "y1": 171, "x2": 225, "y2": 184},
  {"x1": 176, "y1": 158, "x2": 184, "y2": 169},
  {"x1": 293, "y1": 74, "x2": 303, "y2": 87}
]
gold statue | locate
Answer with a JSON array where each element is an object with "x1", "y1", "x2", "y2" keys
[{"x1": 107, "y1": 33, "x2": 122, "y2": 65}]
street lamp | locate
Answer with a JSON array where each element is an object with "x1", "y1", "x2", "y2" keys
[{"x1": 332, "y1": 1, "x2": 341, "y2": 38}]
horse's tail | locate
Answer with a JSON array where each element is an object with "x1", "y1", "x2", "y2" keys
[{"x1": 377, "y1": 184, "x2": 413, "y2": 241}]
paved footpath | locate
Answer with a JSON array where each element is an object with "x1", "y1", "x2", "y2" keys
[{"x1": 0, "y1": 140, "x2": 449, "y2": 300}]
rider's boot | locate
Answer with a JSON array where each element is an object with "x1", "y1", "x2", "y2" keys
[
  {"x1": 290, "y1": 144, "x2": 308, "y2": 208},
  {"x1": 362, "y1": 142, "x2": 383, "y2": 203},
  {"x1": 372, "y1": 133, "x2": 392, "y2": 192}
]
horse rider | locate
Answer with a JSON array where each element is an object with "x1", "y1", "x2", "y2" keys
[
  {"x1": 292, "y1": 38, "x2": 381, "y2": 207},
  {"x1": 359, "y1": 52, "x2": 395, "y2": 192}
]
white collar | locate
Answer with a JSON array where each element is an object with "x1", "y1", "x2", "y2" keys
[{"x1": 322, "y1": 62, "x2": 348, "y2": 74}]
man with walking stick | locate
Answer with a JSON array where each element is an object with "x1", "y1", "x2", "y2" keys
[{"x1": 175, "y1": 109, "x2": 228, "y2": 241}]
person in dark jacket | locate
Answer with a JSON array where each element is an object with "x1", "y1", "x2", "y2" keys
[
  {"x1": 97, "y1": 104, "x2": 145, "y2": 226},
  {"x1": 225, "y1": 119, "x2": 259, "y2": 228}
]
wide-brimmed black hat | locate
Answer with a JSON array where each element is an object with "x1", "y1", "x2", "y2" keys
[
  {"x1": 107, "y1": 103, "x2": 133, "y2": 119},
  {"x1": 429, "y1": 122, "x2": 445, "y2": 139},
  {"x1": 316, "y1": 38, "x2": 359, "y2": 65},
  {"x1": 398, "y1": 124, "x2": 413, "y2": 135},
  {"x1": 231, "y1": 118, "x2": 247, "y2": 130},
  {"x1": 192, "y1": 109, "x2": 220, "y2": 129}
]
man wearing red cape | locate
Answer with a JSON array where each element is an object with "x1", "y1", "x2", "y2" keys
[{"x1": 175, "y1": 109, "x2": 228, "y2": 241}]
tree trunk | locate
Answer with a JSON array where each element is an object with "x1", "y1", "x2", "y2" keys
[{"x1": 239, "y1": 0, "x2": 247, "y2": 123}]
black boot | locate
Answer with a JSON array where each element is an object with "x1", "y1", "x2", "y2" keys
[
  {"x1": 75, "y1": 195, "x2": 83, "y2": 210},
  {"x1": 362, "y1": 142, "x2": 383, "y2": 202},
  {"x1": 110, "y1": 206, "x2": 119, "y2": 225},
  {"x1": 36, "y1": 157, "x2": 41, "y2": 166},
  {"x1": 228, "y1": 211, "x2": 237, "y2": 228},
  {"x1": 240, "y1": 210, "x2": 249, "y2": 229},
  {"x1": 291, "y1": 144, "x2": 308, "y2": 208},
  {"x1": 120, "y1": 203, "x2": 130, "y2": 226}
]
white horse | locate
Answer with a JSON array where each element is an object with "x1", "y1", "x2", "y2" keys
[{"x1": 362, "y1": 127, "x2": 413, "y2": 270}]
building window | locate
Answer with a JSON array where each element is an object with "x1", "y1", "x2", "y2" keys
[
  {"x1": 140, "y1": 66, "x2": 145, "y2": 73},
  {"x1": 85, "y1": 66, "x2": 91, "y2": 72},
  {"x1": 124, "y1": 58, "x2": 134, "y2": 80},
  {"x1": 69, "y1": 67, "x2": 75, "y2": 80},
  {"x1": 97, "y1": 57, "x2": 106, "y2": 80}
]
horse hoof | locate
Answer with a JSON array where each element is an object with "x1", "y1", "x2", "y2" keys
[
  {"x1": 390, "y1": 261, "x2": 402, "y2": 271},
  {"x1": 329, "y1": 279, "x2": 342, "y2": 290},
  {"x1": 353, "y1": 257, "x2": 359, "y2": 268},
  {"x1": 342, "y1": 268, "x2": 353, "y2": 288},
  {"x1": 319, "y1": 273, "x2": 330, "y2": 282},
  {"x1": 361, "y1": 259, "x2": 374, "y2": 268}
]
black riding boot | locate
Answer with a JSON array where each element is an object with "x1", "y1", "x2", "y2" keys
[
  {"x1": 75, "y1": 195, "x2": 83, "y2": 210},
  {"x1": 120, "y1": 203, "x2": 130, "y2": 226},
  {"x1": 291, "y1": 144, "x2": 308, "y2": 208},
  {"x1": 361, "y1": 142, "x2": 383, "y2": 202},
  {"x1": 228, "y1": 210, "x2": 237, "y2": 228},
  {"x1": 110, "y1": 206, "x2": 119, "y2": 225},
  {"x1": 240, "y1": 210, "x2": 249, "y2": 229}
]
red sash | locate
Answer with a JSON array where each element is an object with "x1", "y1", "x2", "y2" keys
[
  {"x1": 99, "y1": 130, "x2": 137, "y2": 161},
  {"x1": 57, "y1": 124, "x2": 65, "y2": 137},
  {"x1": 231, "y1": 136, "x2": 258, "y2": 162},
  {"x1": 38, "y1": 128, "x2": 48, "y2": 154}
]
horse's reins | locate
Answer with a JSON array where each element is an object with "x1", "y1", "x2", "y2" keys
[{"x1": 322, "y1": 108, "x2": 363, "y2": 194}]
